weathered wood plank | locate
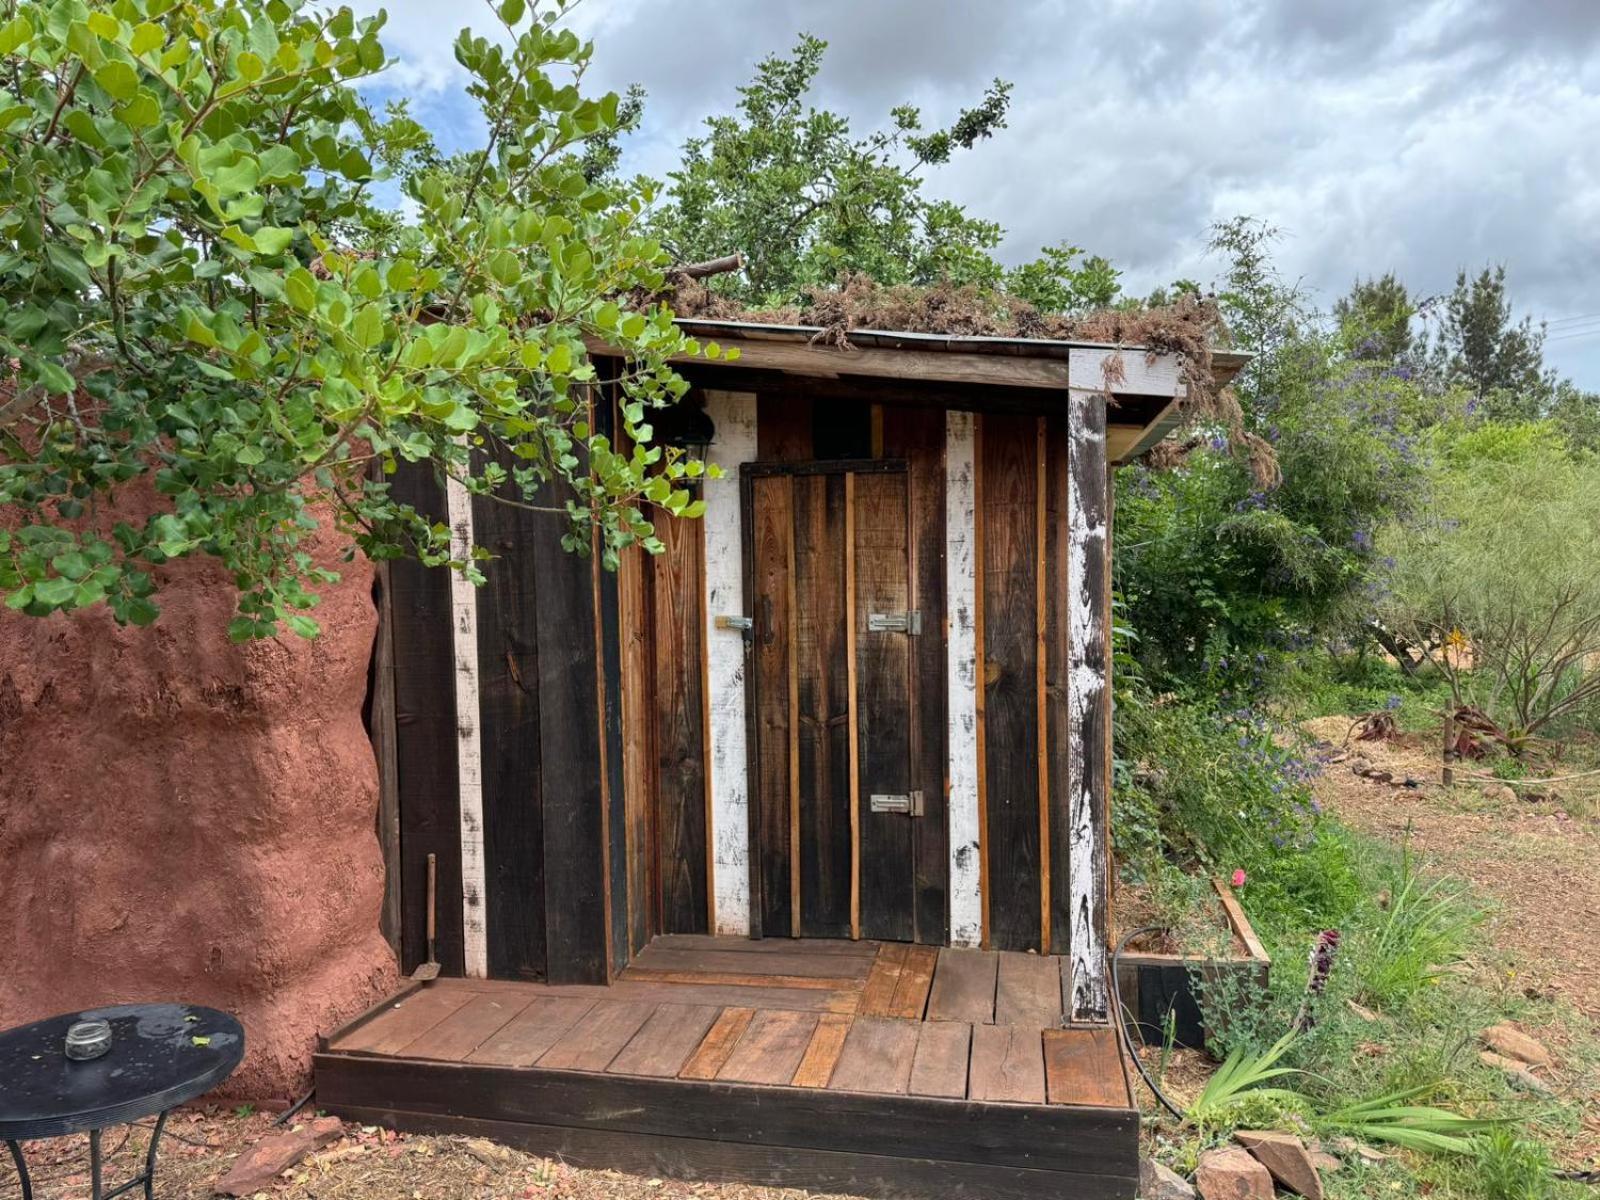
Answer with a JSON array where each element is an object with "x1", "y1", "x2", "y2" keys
[
  {"x1": 647, "y1": 934, "x2": 875, "y2": 958},
  {"x1": 622, "y1": 968, "x2": 860, "y2": 992},
  {"x1": 607, "y1": 1004, "x2": 722, "y2": 1078},
  {"x1": 908, "y1": 1021, "x2": 972, "y2": 1099},
  {"x1": 791, "y1": 1013, "x2": 852, "y2": 1088},
  {"x1": 398, "y1": 991, "x2": 532, "y2": 1063},
  {"x1": 1043, "y1": 1028, "x2": 1129, "y2": 1109},
  {"x1": 629, "y1": 946, "x2": 874, "y2": 980},
  {"x1": 856, "y1": 943, "x2": 909, "y2": 1017},
  {"x1": 758, "y1": 390, "x2": 815, "y2": 461},
  {"x1": 749, "y1": 473, "x2": 795, "y2": 939},
  {"x1": 679, "y1": 1007, "x2": 756, "y2": 1080},
  {"x1": 884, "y1": 944, "x2": 939, "y2": 1020},
  {"x1": 335, "y1": 987, "x2": 476, "y2": 1056},
  {"x1": 1044, "y1": 415, "x2": 1074, "y2": 957},
  {"x1": 617, "y1": 542, "x2": 657, "y2": 957},
  {"x1": 445, "y1": 458, "x2": 489, "y2": 978},
  {"x1": 538, "y1": 1000, "x2": 656, "y2": 1072},
  {"x1": 717, "y1": 1010, "x2": 819, "y2": 1085},
  {"x1": 827, "y1": 1017, "x2": 919, "y2": 1095},
  {"x1": 944, "y1": 411, "x2": 983, "y2": 948},
  {"x1": 968, "y1": 1024, "x2": 1045, "y2": 1104},
  {"x1": 925, "y1": 947, "x2": 999, "y2": 1024},
  {"x1": 467, "y1": 996, "x2": 598, "y2": 1066},
  {"x1": 853, "y1": 469, "x2": 915, "y2": 942},
  {"x1": 994, "y1": 952, "x2": 1063, "y2": 1028},
  {"x1": 979, "y1": 413, "x2": 1043, "y2": 952}
]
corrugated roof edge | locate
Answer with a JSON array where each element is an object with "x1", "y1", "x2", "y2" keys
[{"x1": 671, "y1": 317, "x2": 1252, "y2": 386}]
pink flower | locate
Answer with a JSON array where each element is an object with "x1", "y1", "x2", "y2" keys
[{"x1": 1231, "y1": 869, "x2": 1247, "y2": 888}]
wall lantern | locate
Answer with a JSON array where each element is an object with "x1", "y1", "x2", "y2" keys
[{"x1": 653, "y1": 395, "x2": 717, "y2": 470}]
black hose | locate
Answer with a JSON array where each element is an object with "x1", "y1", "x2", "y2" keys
[
  {"x1": 1111, "y1": 924, "x2": 1185, "y2": 1120},
  {"x1": 272, "y1": 1087, "x2": 316, "y2": 1127}
]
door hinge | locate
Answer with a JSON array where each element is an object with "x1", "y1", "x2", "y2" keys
[
  {"x1": 867, "y1": 610, "x2": 922, "y2": 635},
  {"x1": 869, "y1": 790, "x2": 925, "y2": 817}
]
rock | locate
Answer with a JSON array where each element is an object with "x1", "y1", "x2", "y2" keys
[
  {"x1": 1140, "y1": 1157, "x2": 1196, "y2": 1200},
  {"x1": 1309, "y1": 1149, "x2": 1342, "y2": 1174},
  {"x1": 1484, "y1": 783, "x2": 1518, "y2": 805},
  {"x1": 1480, "y1": 1050, "x2": 1555, "y2": 1095},
  {"x1": 1195, "y1": 1147, "x2": 1274, "y2": 1200},
  {"x1": 215, "y1": 1116, "x2": 345, "y2": 1196},
  {"x1": 1346, "y1": 1000, "x2": 1385, "y2": 1023},
  {"x1": 1480, "y1": 1023, "x2": 1553, "y2": 1067},
  {"x1": 1349, "y1": 756, "x2": 1374, "y2": 775},
  {"x1": 1327, "y1": 1137, "x2": 1388, "y2": 1164},
  {"x1": 1235, "y1": 1130, "x2": 1325, "y2": 1200}
]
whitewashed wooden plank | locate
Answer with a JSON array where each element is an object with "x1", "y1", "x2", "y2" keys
[
  {"x1": 1068, "y1": 347, "x2": 1185, "y2": 398},
  {"x1": 944, "y1": 410, "x2": 982, "y2": 948},
  {"x1": 444, "y1": 468, "x2": 489, "y2": 979},
  {"x1": 703, "y1": 390, "x2": 758, "y2": 936}
]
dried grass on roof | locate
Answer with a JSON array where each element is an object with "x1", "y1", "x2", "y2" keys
[{"x1": 664, "y1": 272, "x2": 1274, "y2": 481}]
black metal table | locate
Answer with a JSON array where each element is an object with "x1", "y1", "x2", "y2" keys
[{"x1": 0, "y1": 1004, "x2": 244, "y2": 1200}]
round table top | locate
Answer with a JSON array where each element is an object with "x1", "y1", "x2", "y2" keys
[{"x1": 0, "y1": 1004, "x2": 244, "y2": 1140}]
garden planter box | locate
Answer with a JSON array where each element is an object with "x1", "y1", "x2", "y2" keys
[{"x1": 1116, "y1": 879, "x2": 1271, "y2": 1050}]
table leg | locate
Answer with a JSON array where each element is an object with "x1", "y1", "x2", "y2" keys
[
  {"x1": 142, "y1": 1110, "x2": 170, "y2": 1200},
  {"x1": 90, "y1": 1127, "x2": 104, "y2": 1200},
  {"x1": 4, "y1": 1139, "x2": 31, "y2": 1200}
]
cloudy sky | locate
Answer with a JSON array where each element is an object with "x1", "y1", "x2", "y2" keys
[{"x1": 351, "y1": 0, "x2": 1600, "y2": 387}]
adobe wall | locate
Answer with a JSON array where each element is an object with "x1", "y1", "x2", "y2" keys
[{"x1": 0, "y1": 512, "x2": 397, "y2": 1101}]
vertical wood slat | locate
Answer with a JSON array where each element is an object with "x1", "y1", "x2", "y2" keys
[
  {"x1": 470, "y1": 451, "x2": 548, "y2": 982},
  {"x1": 617, "y1": 541, "x2": 657, "y2": 956},
  {"x1": 750, "y1": 474, "x2": 795, "y2": 939},
  {"x1": 786, "y1": 492, "x2": 802, "y2": 939},
  {"x1": 1044, "y1": 416, "x2": 1074, "y2": 961},
  {"x1": 369, "y1": 557, "x2": 402, "y2": 960},
  {"x1": 1066, "y1": 385, "x2": 1111, "y2": 1021},
  {"x1": 1035, "y1": 417, "x2": 1051, "y2": 955},
  {"x1": 386, "y1": 464, "x2": 463, "y2": 976},
  {"x1": 845, "y1": 474, "x2": 861, "y2": 939},
  {"x1": 445, "y1": 468, "x2": 490, "y2": 978},
  {"x1": 973, "y1": 416, "x2": 989, "y2": 949},
  {"x1": 944, "y1": 411, "x2": 983, "y2": 949},
  {"x1": 979, "y1": 413, "x2": 1043, "y2": 953},
  {"x1": 593, "y1": 392, "x2": 629, "y2": 979},
  {"x1": 881, "y1": 407, "x2": 949, "y2": 946}
]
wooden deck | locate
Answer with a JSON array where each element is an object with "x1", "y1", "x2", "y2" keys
[{"x1": 315, "y1": 937, "x2": 1138, "y2": 1199}]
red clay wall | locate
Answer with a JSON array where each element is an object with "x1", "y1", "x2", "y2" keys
[{"x1": 0, "y1": 515, "x2": 397, "y2": 1101}]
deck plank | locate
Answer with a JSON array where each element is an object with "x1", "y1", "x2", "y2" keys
[
  {"x1": 827, "y1": 1017, "x2": 919, "y2": 1095},
  {"x1": 994, "y1": 952, "x2": 1063, "y2": 1028},
  {"x1": 968, "y1": 1024, "x2": 1046, "y2": 1103},
  {"x1": 629, "y1": 947, "x2": 875, "y2": 980},
  {"x1": 334, "y1": 986, "x2": 475, "y2": 1054},
  {"x1": 467, "y1": 997, "x2": 598, "y2": 1066},
  {"x1": 649, "y1": 934, "x2": 876, "y2": 958},
  {"x1": 607, "y1": 1004, "x2": 722, "y2": 1078},
  {"x1": 537, "y1": 1001, "x2": 656, "y2": 1072},
  {"x1": 791, "y1": 1013, "x2": 853, "y2": 1088},
  {"x1": 622, "y1": 967, "x2": 862, "y2": 992},
  {"x1": 883, "y1": 945, "x2": 939, "y2": 1020},
  {"x1": 718, "y1": 1010, "x2": 820, "y2": 1084},
  {"x1": 679, "y1": 1007, "x2": 755, "y2": 1080},
  {"x1": 856, "y1": 943, "x2": 910, "y2": 1016},
  {"x1": 925, "y1": 947, "x2": 998, "y2": 1023},
  {"x1": 605, "y1": 979, "x2": 859, "y2": 1013},
  {"x1": 396, "y1": 991, "x2": 532, "y2": 1062},
  {"x1": 1043, "y1": 1028, "x2": 1129, "y2": 1108},
  {"x1": 907, "y1": 1021, "x2": 972, "y2": 1099}
]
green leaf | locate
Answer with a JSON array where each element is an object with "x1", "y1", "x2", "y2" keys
[
  {"x1": 250, "y1": 225, "x2": 295, "y2": 255},
  {"x1": 499, "y1": 0, "x2": 526, "y2": 24},
  {"x1": 33, "y1": 577, "x2": 77, "y2": 608},
  {"x1": 130, "y1": 22, "x2": 164, "y2": 56},
  {"x1": 286, "y1": 614, "x2": 320, "y2": 638},
  {"x1": 284, "y1": 268, "x2": 317, "y2": 313},
  {"x1": 351, "y1": 305, "x2": 384, "y2": 348},
  {"x1": 94, "y1": 60, "x2": 140, "y2": 101},
  {"x1": 0, "y1": 14, "x2": 34, "y2": 56},
  {"x1": 37, "y1": 361, "x2": 75, "y2": 395},
  {"x1": 235, "y1": 445, "x2": 266, "y2": 466}
]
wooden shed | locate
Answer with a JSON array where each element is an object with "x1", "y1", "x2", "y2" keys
[{"x1": 318, "y1": 324, "x2": 1242, "y2": 1200}]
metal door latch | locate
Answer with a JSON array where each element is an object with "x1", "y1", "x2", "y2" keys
[
  {"x1": 866, "y1": 610, "x2": 922, "y2": 635},
  {"x1": 869, "y1": 791, "x2": 926, "y2": 817}
]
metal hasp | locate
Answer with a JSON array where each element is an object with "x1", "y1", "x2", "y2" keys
[
  {"x1": 869, "y1": 791, "x2": 926, "y2": 817},
  {"x1": 866, "y1": 610, "x2": 922, "y2": 634}
]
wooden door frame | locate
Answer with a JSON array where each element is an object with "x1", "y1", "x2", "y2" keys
[{"x1": 739, "y1": 458, "x2": 909, "y2": 940}]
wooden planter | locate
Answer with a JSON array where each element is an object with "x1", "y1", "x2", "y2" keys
[{"x1": 1115, "y1": 879, "x2": 1271, "y2": 1050}]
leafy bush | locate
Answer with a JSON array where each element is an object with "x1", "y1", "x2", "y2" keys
[{"x1": 1351, "y1": 843, "x2": 1485, "y2": 1011}]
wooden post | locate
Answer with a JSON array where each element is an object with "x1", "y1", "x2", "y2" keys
[{"x1": 1441, "y1": 710, "x2": 1456, "y2": 787}]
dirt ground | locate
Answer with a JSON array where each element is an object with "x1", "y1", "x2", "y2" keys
[{"x1": 1301, "y1": 715, "x2": 1600, "y2": 1022}]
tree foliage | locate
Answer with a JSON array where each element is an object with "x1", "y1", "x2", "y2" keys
[
  {"x1": 1430, "y1": 266, "x2": 1552, "y2": 411},
  {"x1": 1334, "y1": 272, "x2": 1416, "y2": 363},
  {"x1": 0, "y1": 0, "x2": 720, "y2": 638}
]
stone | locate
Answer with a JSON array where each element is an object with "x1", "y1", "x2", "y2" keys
[
  {"x1": 1480, "y1": 1023, "x2": 1553, "y2": 1067},
  {"x1": 1349, "y1": 756, "x2": 1374, "y2": 775},
  {"x1": 1195, "y1": 1147, "x2": 1274, "y2": 1200},
  {"x1": 1327, "y1": 1137, "x2": 1388, "y2": 1164},
  {"x1": 1236, "y1": 1130, "x2": 1325, "y2": 1200},
  {"x1": 1140, "y1": 1157, "x2": 1196, "y2": 1200},
  {"x1": 1485, "y1": 783, "x2": 1518, "y2": 805},
  {"x1": 1479, "y1": 1050, "x2": 1555, "y2": 1095},
  {"x1": 215, "y1": 1116, "x2": 345, "y2": 1196}
]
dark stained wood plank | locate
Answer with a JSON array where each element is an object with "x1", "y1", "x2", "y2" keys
[
  {"x1": 537, "y1": 1000, "x2": 656, "y2": 1072},
  {"x1": 617, "y1": 542, "x2": 657, "y2": 958},
  {"x1": 908, "y1": 1021, "x2": 971, "y2": 1099},
  {"x1": 925, "y1": 947, "x2": 999, "y2": 1024},
  {"x1": 607, "y1": 1004, "x2": 722, "y2": 1078},
  {"x1": 1044, "y1": 415, "x2": 1074, "y2": 956},
  {"x1": 856, "y1": 943, "x2": 909, "y2": 1017},
  {"x1": 1043, "y1": 1028, "x2": 1129, "y2": 1109},
  {"x1": 717, "y1": 1010, "x2": 820, "y2": 1085},
  {"x1": 622, "y1": 968, "x2": 860, "y2": 992},
  {"x1": 472, "y1": 449, "x2": 549, "y2": 982},
  {"x1": 1034, "y1": 417, "x2": 1050, "y2": 954},
  {"x1": 386, "y1": 463, "x2": 464, "y2": 977},
  {"x1": 1066, "y1": 394, "x2": 1112, "y2": 1021},
  {"x1": 792, "y1": 472, "x2": 853, "y2": 938},
  {"x1": 607, "y1": 980, "x2": 860, "y2": 1014},
  {"x1": 647, "y1": 934, "x2": 876, "y2": 958},
  {"x1": 679, "y1": 1007, "x2": 756, "y2": 1080},
  {"x1": 791, "y1": 1013, "x2": 852, "y2": 1088},
  {"x1": 748, "y1": 474, "x2": 795, "y2": 939},
  {"x1": 593, "y1": 387, "x2": 630, "y2": 979},
  {"x1": 827, "y1": 1017, "x2": 919, "y2": 1095},
  {"x1": 652, "y1": 511, "x2": 709, "y2": 935},
  {"x1": 979, "y1": 413, "x2": 1043, "y2": 953},
  {"x1": 629, "y1": 947, "x2": 874, "y2": 980},
  {"x1": 995, "y1": 952, "x2": 1064, "y2": 1029},
  {"x1": 968, "y1": 1023, "x2": 1046, "y2": 1104},
  {"x1": 880, "y1": 406, "x2": 949, "y2": 946},
  {"x1": 852, "y1": 469, "x2": 915, "y2": 942},
  {"x1": 884, "y1": 944, "x2": 939, "y2": 1020},
  {"x1": 369, "y1": 556, "x2": 403, "y2": 960},
  {"x1": 398, "y1": 991, "x2": 533, "y2": 1062},
  {"x1": 335, "y1": 987, "x2": 476, "y2": 1055},
  {"x1": 467, "y1": 996, "x2": 599, "y2": 1066},
  {"x1": 758, "y1": 390, "x2": 815, "y2": 461}
]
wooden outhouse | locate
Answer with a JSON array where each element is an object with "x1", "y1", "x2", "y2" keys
[{"x1": 318, "y1": 323, "x2": 1242, "y2": 1199}]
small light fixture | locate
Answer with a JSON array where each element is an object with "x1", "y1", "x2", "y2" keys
[{"x1": 654, "y1": 395, "x2": 716, "y2": 463}]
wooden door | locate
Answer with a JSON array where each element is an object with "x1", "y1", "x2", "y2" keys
[{"x1": 745, "y1": 462, "x2": 920, "y2": 942}]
